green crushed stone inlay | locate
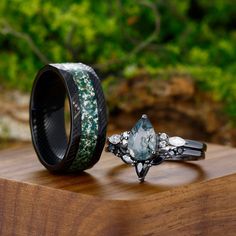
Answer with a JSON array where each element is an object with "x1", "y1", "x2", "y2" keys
[
  {"x1": 54, "y1": 63, "x2": 99, "y2": 171},
  {"x1": 71, "y1": 69, "x2": 98, "y2": 170}
]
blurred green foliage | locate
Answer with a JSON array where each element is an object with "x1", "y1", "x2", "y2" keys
[{"x1": 0, "y1": 0, "x2": 236, "y2": 120}]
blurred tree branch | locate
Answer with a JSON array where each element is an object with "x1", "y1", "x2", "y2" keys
[
  {"x1": 0, "y1": 21, "x2": 49, "y2": 64},
  {"x1": 64, "y1": 25, "x2": 81, "y2": 60},
  {"x1": 94, "y1": 0, "x2": 161, "y2": 70},
  {"x1": 129, "y1": 0, "x2": 160, "y2": 57}
]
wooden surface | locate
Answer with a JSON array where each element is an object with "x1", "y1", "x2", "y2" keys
[
  {"x1": 0, "y1": 144, "x2": 236, "y2": 200},
  {"x1": 0, "y1": 144, "x2": 236, "y2": 235}
]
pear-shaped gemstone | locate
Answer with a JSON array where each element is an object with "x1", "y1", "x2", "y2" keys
[{"x1": 128, "y1": 115, "x2": 156, "y2": 161}]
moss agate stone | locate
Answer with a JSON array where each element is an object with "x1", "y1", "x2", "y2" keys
[{"x1": 128, "y1": 115, "x2": 156, "y2": 161}]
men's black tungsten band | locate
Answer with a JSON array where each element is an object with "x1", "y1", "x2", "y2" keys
[{"x1": 30, "y1": 63, "x2": 107, "y2": 173}]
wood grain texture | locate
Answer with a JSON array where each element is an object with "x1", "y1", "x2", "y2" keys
[{"x1": 0, "y1": 144, "x2": 236, "y2": 235}]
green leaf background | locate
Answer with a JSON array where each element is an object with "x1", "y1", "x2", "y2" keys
[{"x1": 0, "y1": 0, "x2": 235, "y2": 121}]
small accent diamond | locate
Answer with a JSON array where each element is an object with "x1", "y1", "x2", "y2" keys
[
  {"x1": 177, "y1": 147, "x2": 184, "y2": 154},
  {"x1": 169, "y1": 150, "x2": 175, "y2": 156},
  {"x1": 122, "y1": 155, "x2": 133, "y2": 164},
  {"x1": 122, "y1": 131, "x2": 129, "y2": 139},
  {"x1": 160, "y1": 133, "x2": 168, "y2": 140},
  {"x1": 159, "y1": 141, "x2": 167, "y2": 148},
  {"x1": 108, "y1": 134, "x2": 121, "y2": 144},
  {"x1": 137, "y1": 162, "x2": 143, "y2": 173},
  {"x1": 122, "y1": 139, "x2": 128, "y2": 146},
  {"x1": 169, "y1": 136, "x2": 186, "y2": 147}
]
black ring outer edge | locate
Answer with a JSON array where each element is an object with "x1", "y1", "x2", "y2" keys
[
  {"x1": 29, "y1": 64, "x2": 82, "y2": 172},
  {"x1": 184, "y1": 139, "x2": 207, "y2": 152},
  {"x1": 30, "y1": 64, "x2": 107, "y2": 173}
]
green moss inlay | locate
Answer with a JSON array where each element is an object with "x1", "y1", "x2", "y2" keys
[
  {"x1": 71, "y1": 69, "x2": 98, "y2": 171},
  {"x1": 54, "y1": 63, "x2": 99, "y2": 171}
]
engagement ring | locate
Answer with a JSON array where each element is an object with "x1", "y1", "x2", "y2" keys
[{"x1": 106, "y1": 114, "x2": 207, "y2": 182}]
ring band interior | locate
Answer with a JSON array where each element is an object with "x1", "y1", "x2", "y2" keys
[{"x1": 31, "y1": 70, "x2": 69, "y2": 165}]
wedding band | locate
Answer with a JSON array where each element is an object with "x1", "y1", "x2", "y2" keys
[{"x1": 30, "y1": 63, "x2": 107, "y2": 173}]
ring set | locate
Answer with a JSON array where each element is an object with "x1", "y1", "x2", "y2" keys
[
  {"x1": 106, "y1": 114, "x2": 206, "y2": 182},
  {"x1": 30, "y1": 63, "x2": 207, "y2": 182}
]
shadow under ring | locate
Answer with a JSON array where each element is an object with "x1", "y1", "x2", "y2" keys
[{"x1": 107, "y1": 160, "x2": 206, "y2": 188}]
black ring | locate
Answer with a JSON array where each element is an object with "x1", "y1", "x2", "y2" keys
[
  {"x1": 161, "y1": 139, "x2": 206, "y2": 161},
  {"x1": 105, "y1": 114, "x2": 207, "y2": 181},
  {"x1": 30, "y1": 63, "x2": 107, "y2": 173}
]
